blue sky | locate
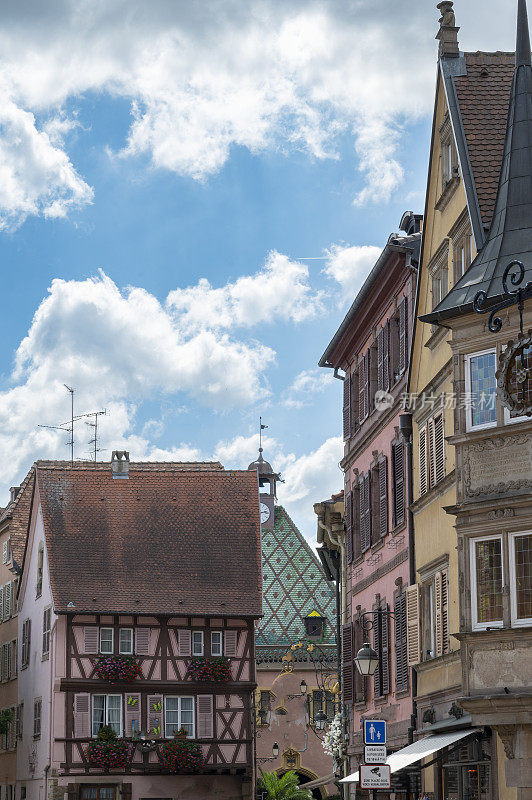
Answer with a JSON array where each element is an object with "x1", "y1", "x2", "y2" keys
[{"x1": 0, "y1": 0, "x2": 518, "y2": 538}]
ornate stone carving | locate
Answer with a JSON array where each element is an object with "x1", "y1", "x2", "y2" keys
[
  {"x1": 463, "y1": 433, "x2": 532, "y2": 497},
  {"x1": 488, "y1": 508, "x2": 515, "y2": 519},
  {"x1": 497, "y1": 331, "x2": 532, "y2": 417},
  {"x1": 448, "y1": 702, "x2": 464, "y2": 719},
  {"x1": 495, "y1": 726, "x2": 516, "y2": 759}
]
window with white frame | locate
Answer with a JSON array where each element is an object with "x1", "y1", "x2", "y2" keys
[
  {"x1": 164, "y1": 697, "x2": 194, "y2": 738},
  {"x1": 452, "y1": 216, "x2": 475, "y2": 284},
  {"x1": 470, "y1": 536, "x2": 504, "y2": 630},
  {"x1": 118, "y1": 629, "x2": 133, "y2": 655},
  {"x1": 440, "y1": 115, "x2": 458, "y2": 191},
  {"x1": 211, "y1": 631, "x2": 222, "y2": 657},
  {"x1": 192, "y1": 631, "x2": 204, "y2": 657},
  {"x1": 99, "y1": 628, "x2": 114, "y2": 654},
  {"x1": 509, "y1": 532, "x2": 532, "y2": 627},
  {"x1": 465, "y1": 350, "x2": 497, "y2": 430},
  {"x1": 42, "y1": 608, "x2": 51, "y2": 657},
  {"x1": 92, "y1": 695, "x2": 122, "y2": 737}
]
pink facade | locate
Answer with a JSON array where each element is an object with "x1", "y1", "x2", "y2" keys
[{"x1": 319, "y1": 213, "x2": 421, "y2": 791}]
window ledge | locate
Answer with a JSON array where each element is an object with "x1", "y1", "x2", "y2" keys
[
  {"x1": 395, "y1": 688, "x2": 410, "y2": 700},
  {"x1": 371, "y1": 540, "x2": 385, "y2": 554},
  {"x1": 435, "y1": 176, "x2": 460, "y2": 212}
]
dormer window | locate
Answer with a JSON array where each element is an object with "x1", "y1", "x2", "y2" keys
[{"x1": 304, "y1": 614, "x2": 325, "y2": 638}]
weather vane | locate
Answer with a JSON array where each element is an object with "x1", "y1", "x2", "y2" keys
[{"x1": 259, "y1": 416, "x2": 268, "y2": 450}]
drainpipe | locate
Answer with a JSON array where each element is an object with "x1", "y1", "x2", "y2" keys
[
  {"x1": 45, "y1": 618, "x2": 58, "y2": 800},
  {"x1": 400, "y1": 413, "x2": 417, "y2": 746}
]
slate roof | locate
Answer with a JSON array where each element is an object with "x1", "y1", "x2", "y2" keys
[
  {"x1": 256, "y1": 506, "x2": 336, "y2": 649},
  {"x1": 424, "y1": 1, "x2": 532, "y2": 323},
  {"x1": 34, "y1": 464, "x2": 262, "y2": 617}
]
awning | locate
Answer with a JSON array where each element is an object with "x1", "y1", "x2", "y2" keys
[
  {"x1": 299, "y1": 773, "x2": 336, "y2": 790},
  {"x1": 341, "y1": 728, "x2": 480, "y2": 783}
]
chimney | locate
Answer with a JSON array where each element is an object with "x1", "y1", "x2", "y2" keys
[
  {"x1": 9, "y1": 487, "x2": 20, "y2": 503},
  {"x1": 111, "y1": 451, "x2": 130, "y2": 479},
  {"x1": 436, "y1": 1, "x2": 460, "y2": 58}
]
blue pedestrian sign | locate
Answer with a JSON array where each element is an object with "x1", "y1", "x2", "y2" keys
[{"x1": 364, "y1": 719, "x2": 386, "y2": 745}]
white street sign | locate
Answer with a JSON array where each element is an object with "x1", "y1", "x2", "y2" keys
[
  {"x1": 360, "y1": 765, "x2": 391, "y2": 789},
  {"x1": 364, "y1": 745, "x2": 387, "y2": 764}
]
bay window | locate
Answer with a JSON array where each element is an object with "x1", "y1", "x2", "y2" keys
[
  {"x1": 509, "y1": 532, "x2": 532, "y2": 626},
  {"x1": 164, "y1": 696, "x2": 194, "y2": 738},
  {"x1": 92, "y1": 695, "x2": 122, "y2": 737},
  {"x1": 470, "y1": 536, "x2": 504, "y2": 630}
]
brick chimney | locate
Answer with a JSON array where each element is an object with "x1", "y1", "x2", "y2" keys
[
  {"x1": 436, "y1": 1, "x2": 460, "y2": 58},
  {"x1": 111, "y1": 451, "x2": 130, "y2": 479}
]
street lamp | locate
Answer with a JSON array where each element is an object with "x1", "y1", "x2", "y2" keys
[
  {"x1": 300, "y1": 679, "x2": 307, "y2": 695},
  {"x1": 354, "y1": 642, "x2": 379, "y2": 677},
  {"x1": 315, "y1": 710, "x2": 328, "y2": 731},
  {"x1": 272, "y1": 742, "x2": 279, "y2": 758}
]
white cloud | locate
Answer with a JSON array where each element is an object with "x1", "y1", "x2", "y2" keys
[
  {"x1": 282, "y1": 368, "x2": 333, "y2": 409},
  {"x1": 0, "y1": 99, "x2": 93, "y2": 231},
  {"x1": 324, "y1": 243, "x2": 382, "y2": 298},
  {"x1": 167, "y1": 251, "x2": 323, "y2": 330}
]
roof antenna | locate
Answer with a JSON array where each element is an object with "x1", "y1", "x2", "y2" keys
[
  {"x1": 85, "y1": 410, "x2": 108, "y2": 462},
  {"x1": 259, "y1": 417, "x2": 268, "y2": 453},
  {"x1": 38, "y1": 386, "x2": 107, "y2": 465}
]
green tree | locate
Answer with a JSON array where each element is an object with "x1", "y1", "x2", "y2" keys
[{"x1": 257, "y1": 769, "x2": 313, "y2": 800}]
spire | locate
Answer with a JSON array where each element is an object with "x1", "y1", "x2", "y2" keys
[
  {"x1": 517, "y1": 0, "x2": 532, "y2": 67},
  {"x1": 422, "y1": 0, "x2": 532, "y2": 324}
]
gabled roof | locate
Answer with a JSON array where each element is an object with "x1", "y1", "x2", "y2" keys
[
  {"x1": 35, "y1": 463, "x2": 262, "y2": 616},
  {"x1": 256, "y1": 506, "x2": 336, "y2": 649},
  {"x1": 0, "y1": 466, "x2": 35, "y2": 564},
  {"x1": 424, "y1": 1, "x2": 532, "y2": 324}
]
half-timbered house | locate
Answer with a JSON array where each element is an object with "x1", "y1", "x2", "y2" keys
[{"x1": 16, "y1": 455, "x2": 262, "y2": 800}]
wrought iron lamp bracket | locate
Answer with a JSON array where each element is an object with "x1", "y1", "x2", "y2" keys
[
  {"x1": 473, "y1": 260, "x2": 532, "y2": 334},
  {"x1": 359, "y1": 608, "x2": 396, "y2": 633}
]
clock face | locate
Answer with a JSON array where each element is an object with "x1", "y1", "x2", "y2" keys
[{"x1": 260, "y1": 502, "x2": 271, "y2": 523}]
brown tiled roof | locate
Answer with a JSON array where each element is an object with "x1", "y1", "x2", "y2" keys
[
  {"x1": 35, "y1": 465, "x2": 262, "y2": 617},
  {"x1": 0, "y1": 467, "x2": 36, "y2": 564},
  {"x1": 455, "y1": 52, "x2": 515, "y2": 226}
]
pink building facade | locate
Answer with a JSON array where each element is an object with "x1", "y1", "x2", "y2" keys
[{"x1": 319, "y1": 213, "x2": 421, "y2": 796}]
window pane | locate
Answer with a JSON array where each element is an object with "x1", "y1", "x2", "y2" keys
[
  {"x1": 211, "y1": 632, "x2": 222, "y2": 656},
  {"x1": 180, "y1": 698, "x2": 194, "y2": 737},
  {"x1": 469, "y1": 353, "x2": 497, "y2": 428},
  {"x1": 165, "y1": 698, "x2": 180, "y2": 736},
  {"x1": 514, "y1": 534, "x2": 532, "y2": 619},
  {"x1": 99, "y1": 790, "x2": 115, "y2": 800},
  {"x1": 100, "y1": 628, "x2": 113, "y2": 654},
  {"x1": 107, "y1": 696, "x2": 121, "y2": 735},
  {"x1": 81, "y1": 789, "x2": 98, "y2": 800},
  {"x1": 92, "y1": 696, "x2": 105, "y2": 736},
  {"x1": 119, "y1": 629, "x2": 133, "y2": 654},
  {"x1": 192, "y1": 632, "x2": 203, "y2": 655},
  {"x1": 475, "y1": 539, "x2": 503, "y2": 623}
]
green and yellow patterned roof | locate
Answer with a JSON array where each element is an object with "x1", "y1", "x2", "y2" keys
[{"x1": 256, "y1": 506, "x2": 336, "y2": 648}]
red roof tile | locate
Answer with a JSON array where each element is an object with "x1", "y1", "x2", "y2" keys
[
  {"x1": 0, "y1": 467, "x2": 35, "y2": 564},
  {"x1": 455, "y1": 52, "x2": 515, "y2": 226},
  {"x1": 35, "y1": 465, "x2": 262, "y2": 617}
]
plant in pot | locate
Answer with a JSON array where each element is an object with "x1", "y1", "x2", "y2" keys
[
  {"x1": 186, "y1": 656, "x2": 232, "y2": 682},
  {"x1": 95, "y1": 655, "x2": 141, "y2": 683},
  {"x1": 86, "y1": 726, "x2": 132, "y2": 770},
  {"x1": 160, "y1": 733, "x2": 205, "y2": 773}
]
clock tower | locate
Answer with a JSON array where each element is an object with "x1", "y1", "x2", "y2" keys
[{"x1": 247, "y1": 447, "x2": 279, "y2": 532}]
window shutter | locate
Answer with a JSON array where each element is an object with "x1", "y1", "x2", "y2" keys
[
  {"x1": 378, "y1": 458, "x2": 388, "y2": 538},
  {"x1": 399, "y1": 297, "x2": 408, "y2": 374},
  {"x1": 342, "y1": 623, "x2": 354, "y2": 705},
  {"x1": 350, "y1": 370, "x2": 359, "y2": 433},
  {"x1": 0, "y1": 586, "x2": 3, "y2": 621},
  {"x1": 383, "y1": 321, "x2": 390, "y2": 391},
  {"x1": 359, "y1": 357, "x2": 367, "y2": 423},
  {"x1": 373, "y1": 606, "x2": 382, "y2": 699},
  {"x1": 394, "y1": 593, "x2": 408, "y2": 693},
  {"x1": 121, "y1": 786, "x2": 132, "y2": 800},
  {"x1": 177, "y1": 629, "x2": 192, "y2": 657},
  {"x1": 343, "y1": 373, "x2": 351, "y2": 441},
  {"x1": 365, "y1": 350, "x2": 371, "y2": 416},
  {"x1": 21, "y1": 620, "x2": 31, "y2": 668},
  {"x1": 4, "y1": 584, "x2": 11, "y2": 621},
  {"x1": 11, "y1": 640, "x2": 17, "y2": 678},
  {"x1": 3, "y1": 644, "x2": 9, "y2": 681},
  {"x1": 135, "y1": 628, "x2": 150, "y2": 656},
  {"x1": 352, "y1": 486, "x2": 361, "y2": 560},
  {"x1": 360, "y1": 474, "x2": 371, "y2": 553},
  {"x1": 197, "y1": 695, "x2": 214, "y2": 738},
  {"x1": 224, "y1": 630, "x2": 237, "y2": 657},
  {"x1": 380, "y1": 602, "x2": 390, "y2": 696},
  {"x1": 125, "y1": 693, "x2": 141, "y2": 737},
  {"x1": 2, "y1": 542, "x2": 7, "y2": 564},
  {"x1": 435, "y1": 571, "x2": 443, "y2": 657},
  {"x1": 432, "y1": 413, "x2": 445, "y2": 485},
  {"x1": 73, "y1": 693, "x2": 90, "y2": 738},
  {"x1": 441, "y1": 571, "x2": 449, "y2": 654},
  {"x1": 345, "y1": 491, "x2": 353, "y2": 565},
  {"x1": 406, "y1": 584, "x2": 421, "y2": 666},
  {"x1": 419, "y1": 425, "x2": 428, "y2": 496},
  {"x1": 147, "y1": 695, "x2": 163, "y2": 737},
  {"x1": 392, "y1": 441, "x2": 405, "y2": 526},
  {"x1": 83, "y1": 627, "x2": 98, "y2": 655},
  {"x1": 377, "y1": 328, "x2": 384, "y2": 392},
  {"x1": 353, "y1": 619, "x2": 366, "y2": 702}
]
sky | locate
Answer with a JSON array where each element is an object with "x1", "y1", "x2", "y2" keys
[{"x1": 0, "y1": 0, "x2": 520, "y2": 541}]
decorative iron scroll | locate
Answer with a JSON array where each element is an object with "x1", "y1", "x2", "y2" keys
[{"x1": 473, "y1": 260, "x2": 532, "y2": 335}]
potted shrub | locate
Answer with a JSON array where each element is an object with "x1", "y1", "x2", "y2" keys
[
  {"x1": 95, "y1": 655, "x2": 141, "y2": 683},
  {"x1": 160, "y1": 738, "x2": 205, "y2": 773},
  {"x1": 86, "y1": 726, "x2": 132, "y2": 770},
  {"x1": 186, "y1": 656, "x2": 232, "y2": 682},
  {"x1": 0, "y1": 710, "x2": 12, "y2": 736}
]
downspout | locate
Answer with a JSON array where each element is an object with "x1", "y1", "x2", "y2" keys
[
  {"x1": 45, "y1": 618, "x2": 58, "y2": 800},
  {"x1": 400, "y1": 414, "x2": 417, "y2": 746}
]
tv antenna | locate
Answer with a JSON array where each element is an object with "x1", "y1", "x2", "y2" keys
[
  {"x1": 85, "y1": 410, "x2": 107, "y2": 462},
  {"x1": 38, "y1": 386, "x2": 107, "y2": 465}
]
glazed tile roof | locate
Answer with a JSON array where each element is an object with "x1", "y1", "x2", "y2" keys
[
  {"x1": 454, "y1": 52, "x2": 515, "y2": 227},
  {"x1": 34, "y1": 464, "x2": 262, "y2": 616},
  {"x1": 256, "y1": 506, "x2": 336, "y2": 648}
]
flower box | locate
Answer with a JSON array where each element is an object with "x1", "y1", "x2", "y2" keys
[
  {"x1": 95, "y1": 655, "x2": 141, "y2": 683},
  {"x1": 86, "y1": 738, "x2": 132, "y2": 769},
  {"x1": 160, "y1": 738, "x2": 205, "y2": 773},
  {"x1": 186, "y1": 656, "x2": 232, "y2": 682}
]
